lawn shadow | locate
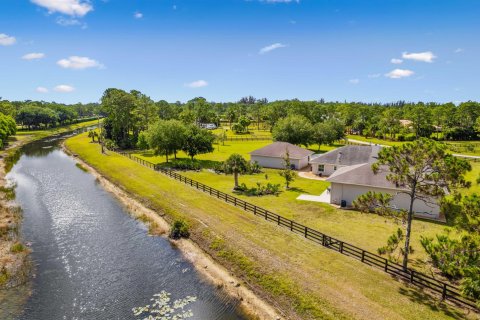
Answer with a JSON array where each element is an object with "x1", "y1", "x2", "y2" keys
[
  {"x1": 287, "y1": 187, "x2": 306, "y2": 193},
  {"x1": 397, "y1": 284, "x2": 471, "y2": 319}
]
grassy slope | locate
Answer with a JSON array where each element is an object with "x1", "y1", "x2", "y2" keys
[{"x1": 66, "y1": 132, "x2": 475, "y2": 320}]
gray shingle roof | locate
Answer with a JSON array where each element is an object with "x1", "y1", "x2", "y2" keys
[
  {"x1": 326, "y1": 163, "x2": 399, "y2": 190},
  {"x1": 249, "y1": 142, "x2": 314, "y2": 160},
  {"x1": 310, "y1": 145, "x2": 381, "y2": 166}
]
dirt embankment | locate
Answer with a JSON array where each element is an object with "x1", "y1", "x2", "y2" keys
[
  {"x1": 65, "y1": 145, "x2": 283, "y2": 320},
  {"x1": 0, "y1": 140, "x2": 32, "y2": 290}
]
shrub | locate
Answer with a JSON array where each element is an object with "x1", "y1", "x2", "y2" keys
[
  {"x1": 163, "y1": 159, "x2": 201, "y2": 171},
  {"x1": 235, "y1": 182, "x2": 281, "y2": 196},
  {"x1": 103, "y1": 139, "x2": 119, "y2": 151},
  {"x1": 10, "y1": 242, "x2": 25, "y2": 253},
  {"x1": 247, "y1": 161, "x2": 262, "y2": 174},
  {"x1": 169, "y1": 220, "x2": 190, "y2": 239}
]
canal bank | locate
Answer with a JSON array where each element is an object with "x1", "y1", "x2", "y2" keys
[{"x1": 64, "y1": 143, "x2": 282, "y2": 320}]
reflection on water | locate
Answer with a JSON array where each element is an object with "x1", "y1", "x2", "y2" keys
[{"x1": 5, "y1": 133, "x2": 245, "y2": 320}]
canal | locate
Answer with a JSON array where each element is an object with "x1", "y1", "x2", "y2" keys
[{"x1": 4, "y1": 131, "x2": 245, "y2": 319}]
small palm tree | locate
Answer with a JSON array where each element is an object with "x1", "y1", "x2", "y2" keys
[
  {"x1": 88, "y1": 130, "x2": 95, "y2": 142},
  {"x1": 223, "y1": 153, "x2": 248, "y2": 190}
]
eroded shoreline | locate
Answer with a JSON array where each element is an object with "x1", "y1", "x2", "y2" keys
[{"x1": 63, "y1": 144, "x2": 282, "y2": 320}]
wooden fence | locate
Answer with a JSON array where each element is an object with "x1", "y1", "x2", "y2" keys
[
  {"x1": 116, "y1": 150, "x2": 478, "y2": 311},
  {"x1": 223, "y1": 135, "x2": 273, "y2": 142}
]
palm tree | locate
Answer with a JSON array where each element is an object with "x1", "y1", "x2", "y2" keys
[
  {"x1": 88, "y1": 130, "x2": 96, "y2": 142},
  {"x1": 223, "y1": 153, "x2": 248, "y2": 190}
]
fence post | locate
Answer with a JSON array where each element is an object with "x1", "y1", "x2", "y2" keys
[
  {"x1": 410, "y1": 270, "x2": 414, "y2": 283},
  {"x1": 384, "y1": 259, "x2": 388, "y2": 272},
  {"x1": 290, "y1": 220, "x2": 293, "y2": 231},
  {"x1": 244, "y1": 202, "x2": 246, "y2": 210},
  {"x1": 253, "y1": 206, "x2": 257, "y2": 215},
  {"x1": 339, "y1": 241, "x2": 343, "y2": 253},
  {"x1": 234, "y1": 198, "x2": 237, "y2": 206},
  {"x1": 442, "y1": 283, "x2": 447, "y2": 300},
  {"x1": 361, "y1": 250, "x2": 365, "y2": 262},
  {"x1": 277, "y1": 215, "x2": 280, "y2": 225},
  {"x1": 304, "y1": 227, "x2": 308, "y2": 238}
]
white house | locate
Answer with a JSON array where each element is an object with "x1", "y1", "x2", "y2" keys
[
  {"x1": 310, "y1": 145, "x2": 381, "y2": 176},
  {"x1": 249, "y1": 142, "x2": 314, "y2": 170},
  {"x1": 326, "y1": 163, "x2": 441, "y2": 220}
]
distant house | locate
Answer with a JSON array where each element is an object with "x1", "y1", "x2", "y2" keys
[
  {"x1": 310, "y1": 145, "x2": 381, "y2": 176},
  {"x1": 249, "y1": 142, "x2": 314, "y2": 170},
  {"x1": 326, "y1": 164, "x2": 440, "y2": 219},
  {"x1": 199, "y1": 123, "x2": 217, "y2": 130}
]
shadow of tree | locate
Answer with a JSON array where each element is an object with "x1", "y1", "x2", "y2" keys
[
  {"x1": 398, "y1": 285, "x2": 470, "y2": 319},
  {"x1": 287, "y1": 187, "x2": 306, "y2": 193}
]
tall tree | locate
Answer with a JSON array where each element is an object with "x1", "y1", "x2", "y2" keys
[
  {"x1": 182, "y1": 125, "x2": 215, "y2": 160},
  {"x1": 145, "y1": 120, "x2": 186, "y2": 162},
  {"x1": 372, "y1": 139, "x2": 471, "y2": 269},
  {"x1": 272, "y1": 115, "x2": 313, "y2": 147}
]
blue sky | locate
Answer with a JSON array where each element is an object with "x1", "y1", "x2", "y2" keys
[{"x1": 0, "y1": 0, "x2": 479, "y2": 104}]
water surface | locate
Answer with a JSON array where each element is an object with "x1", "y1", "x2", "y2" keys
[{"x1": 5, "y1": 133, "x2": 244, "y2": 319}]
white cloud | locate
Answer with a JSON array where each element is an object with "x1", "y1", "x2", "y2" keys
[
  {"x1": 22, "y1": 52, "x2": 45, "y2": 60},
  {"x1": 349, "y1": 79, "x2": 360, "y2": 84},
  {"x1": 402, "y1": 51, "x2": 436, "y2": 63},
  {"x1": 31, "y1": 0, "x2": 93, "y2": 17},
  {"x1": 57, "y1": 56, "x2": 103, "y2": 69},
  {"x1": 56, "y1": 16, "x2": 85, "y2": 28},
  {"x1": 390, "y1": 58, "x2": 403, "y2": 64},
  {"x1": 367, "y1": 73, "x2": 381, "y2": 78},
  {"x1": 36, "y1": 86, "x2": 49, "y2": 93},
  {"x1": 54, "y1": 84, "x2": 75, "y2": 92},
  {"x1": 0, "y1": 33, "x2": 16, "y2": 46},
  {"x1": 185, "y1": 80, "x2": 208, "y2": 88},
  {"x1": 454, "y1": 48, "x2": 464, "y2": 53},
  {"x1": 385, "y1": 69, "x2": 415, "y2": 79},
  {"x1": 259, "y1": 43, "x2": 287, "y2": 54},
  {"x1": 134, "y1": 12, "x2": 143, "y2": 19}
]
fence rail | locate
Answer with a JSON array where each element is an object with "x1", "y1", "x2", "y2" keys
[
  {"x1": 115, "y1": 150, "x2": 478, "y2": 311},
  {"x1": 223, "y1": 136, "x2": 273, "y2": 142}
]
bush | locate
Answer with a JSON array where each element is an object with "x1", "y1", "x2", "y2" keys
[
  {"x1": 235, "y1": 182, "x2": 281, "y2": 196},
  {"x1": 103, "y1": 139, "x2": 119, "y2": 151},
  {"x1": 247, "y1": 161, "x2": 262, "y2": 174},
  {"x1": 163, "y1": 159, "x2": 201, "y2": 171},
  {"x1": 10, "y1": 242, "x2": 25, "y2": 253},
  {"x1": 169, "y1": 220, "x2": 190, "y2": 239}
]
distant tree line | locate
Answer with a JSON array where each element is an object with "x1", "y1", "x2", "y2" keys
[
  {"x1": 0, "y1": 99, "x2": 99, "y2": 130},
  {"x1": 98, "y1": 89, "x2": 480, "y2": 149}
]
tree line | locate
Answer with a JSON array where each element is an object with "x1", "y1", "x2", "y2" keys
[{"x1": 0, "y1": 99, "x2": 99, "y2": 130}]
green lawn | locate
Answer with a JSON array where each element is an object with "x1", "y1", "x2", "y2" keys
[
  {"x1": 462, "y1": 161, "x2": 480, "y2": 195},
  {"x1": 346, "y1": 135, "x2": 407, "y2": 147},
  {"x1": 66, "y1": 132, "x2": 476, "y2": 320}
]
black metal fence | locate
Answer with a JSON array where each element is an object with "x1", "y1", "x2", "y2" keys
[{"x1": 116, "y1": 150, "x2": 478, "y2": 310}]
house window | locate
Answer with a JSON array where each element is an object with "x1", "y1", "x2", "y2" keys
[
  {"x1": 318, "y1": 164, "x2": 324, "y2": 172},
  {"x1": 334, "y1": 166, "x2": 337, "y2": 171}
]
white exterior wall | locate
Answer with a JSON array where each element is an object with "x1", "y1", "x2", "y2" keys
[
  {"x1": 250, "y1": 156, "x2": 307, "y2": 170},
  {"x1": 330, "y1": 183, "x2": 440, "y2": 219},
  {"x1": 311, "y1": 163, "x2": 342, "y2": 176}
]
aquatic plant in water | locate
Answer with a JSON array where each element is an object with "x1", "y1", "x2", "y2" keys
[{"x1": 132, "y1": 291, "x2": 197, "y2": 319}]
